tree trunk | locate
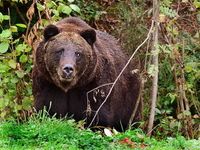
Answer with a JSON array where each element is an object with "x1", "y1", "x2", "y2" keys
[{"x1": 147, "y1": 0, "x2": 159, "y2": 136}]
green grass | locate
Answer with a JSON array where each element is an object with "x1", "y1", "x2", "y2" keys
[{"x1": 0, "y1": 113, "x2": 199, "y2": 150}]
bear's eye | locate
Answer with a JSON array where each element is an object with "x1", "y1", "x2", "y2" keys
[
  {"x1": 75, "y1": 52, "x2": 81, "y2": 58},
  {"x1": 56, "y1": 48, "x2": 64, "y2": 55}
]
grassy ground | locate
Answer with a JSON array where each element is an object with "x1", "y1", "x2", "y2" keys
[{"x1": 0, "y1": 113, "x2": 199, "y2": 150}]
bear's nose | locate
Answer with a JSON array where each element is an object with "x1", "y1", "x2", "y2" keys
[{"x1": 62, "y1": 64, "x2": 74, "y2": 77}]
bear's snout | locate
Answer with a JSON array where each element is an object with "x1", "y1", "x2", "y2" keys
[{"x1": 62, "y1": 64, "x2": 75, "y2": 79}]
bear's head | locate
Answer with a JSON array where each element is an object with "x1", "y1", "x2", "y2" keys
[{"x1": 42, "y1": 24, "x2": 97, "y2": 92}]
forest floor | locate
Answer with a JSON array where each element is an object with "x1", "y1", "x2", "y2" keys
[{"x1": 0, "y1": 113, "x2": 199, "y2": 150}]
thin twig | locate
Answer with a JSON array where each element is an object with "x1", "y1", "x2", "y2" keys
[
  {"x1": 87, "y1": 83, "x2": 114, "y2": 96},
  {"x1": 86, "y1": 83, "x2": 113, "y2": 116},
  {"x1": 128, "y1": 77, "x2": 142, "y2": 128},
  {"x1": 87, "y1": 20, "x2": 154, "y2": 128}
]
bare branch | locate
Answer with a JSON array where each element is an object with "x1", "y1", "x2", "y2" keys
[{"x1": 128, "y1": 78, "x2": 142, "y2": 128}]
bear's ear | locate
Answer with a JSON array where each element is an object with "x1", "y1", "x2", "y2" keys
[
  {"x1": 44, "y1": 24, "x2": 60, "y2": 41},
  {"x1": 80, "y1": 29, "x2": 96, "y2": 46}
]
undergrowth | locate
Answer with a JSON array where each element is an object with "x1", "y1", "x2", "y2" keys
[{"x1": 0, "y1": 112, "x2": 199, "y2": 150}]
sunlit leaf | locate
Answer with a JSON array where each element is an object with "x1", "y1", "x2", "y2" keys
[
  {"x1": 3, "y1": 15, "x2": 10, "y2": 20},
  {"x1": 16, "y1": 44, "x2": 27, "y2": 52},
  {"x1": 0, "y1": 89, "x2": 3, "y2": 96},
  {"x1": 194, "y1": 0, "x2": 200, "y2": 8},
  {"x1": 0, "y1": 99, "x2": 5, "y2": 108},
  {"x1": 0, "y1": 42, "x2": 9, "y2": 53},
  {"x1": 19, "y1": 54, "x2": 28, "y2": 63},
  {"x1": 0, "y1": 13, "x2": 10, "y2": 23},
  {"x1": 36, "y1": 3, "x2": 45, "y2": 11},
  {"x1": 0, "y1": 64, "x2": 9, "y2": 73},
  {"x1": 62, "y1": 5, "x2": 72, "y2": 14},
  {"x1": 46, "y1": 1, "x2": 57, "y2": 8},
  {"x1": 8, "y1": 59, "x2": 17, "y2": 69},
  {"x1": 68, "y1": 0, "x2": 74, "y2": 3},
  {"x1": 70, "y1": 4, "x2": 80, "y2": 13},
  {"x1": 58, "y1": 4, "x2": 72, "y2": 15},
  {"x1": 52, "y1": 9, "x2": 59, "y2": 16},
  {"x1": 22, "y1": 97, "x2": 33, "y2": 110},
  {"x1": 0, "y1": 12, "x2": 3, "y2": 22},
  {"x1": 185, "y1": 65, "x2": 193, "y2": 73},
  {"x1": 16, "y1": 24, "x2": 27, "y2": 28},
  {"x1": 15, "y1": 70, "x2": 25, "y2": 78},
  {"x1": 10, "y1": 26, "x2": 18, "y2": 32},
  {"x1": 11, "y1": 77, "x2": 18, "y2": 84},
  {"x1": 0, "y1": 29, "x2": 12, "y2": 39},
  {"x1": 24, "y1": 46, "x2": 31, "y2": 52}
]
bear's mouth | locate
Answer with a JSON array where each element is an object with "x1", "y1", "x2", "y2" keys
[
  {"x1": 59, "y1": 74, "x2": 75, "y2": 82},
  {"x1": 57, "y1": 71, "x2": 75, "y2": 83}
]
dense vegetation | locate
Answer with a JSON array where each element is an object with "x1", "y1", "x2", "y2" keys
[
  {"x1": 0, "y1": 0, "x2": 199, "y2": 146},
  {"x1": 0, "y1": 113, "x2": 199, "y2": 149}
]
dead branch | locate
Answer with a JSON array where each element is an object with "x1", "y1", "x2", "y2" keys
[
  {"x1": 86, "y1": 83, "x2": 113, "y2": 116},
  {"x1": 128, "y1": 75, "x2": 142, "y2": 128}
]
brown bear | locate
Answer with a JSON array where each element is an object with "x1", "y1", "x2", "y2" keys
[{"x1": 32, "y1": 17, "x2": 141, "y2": 130}]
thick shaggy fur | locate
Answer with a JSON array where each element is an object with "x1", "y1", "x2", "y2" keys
[{"x1": 32, "y1": 17, "x2": 141, "y2": 130}]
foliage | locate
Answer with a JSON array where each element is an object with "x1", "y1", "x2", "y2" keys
[
  {"x1": 0, "y1": 12, "x2": 32, "y2": 120},
  {"x1": 149, "y1": 1, "x2": 200, "y2": 138},
  {"x1": 0, "y1": 114, "x2": 199, "y2": 149}
]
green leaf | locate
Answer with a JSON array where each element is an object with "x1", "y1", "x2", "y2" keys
[
  {"x1": 19, "y1": 54, "x2": 28, "y2": 63},
  {"x1": 8, "y1": 59, "x2": 17, "y2": 69},
  {"x1": 0, "y1": 42, "x2": 9, "y2": 53},
  {"x1": 70, "y1": 4, "x2": 80, "y2": 13},
  {"x1": 0, "y1": 89, "x2": 3, "y2": 96},
  {"x1": 22, "y1": 97, "x2": 33, "y2": 110},
  {"x1": 16, "y1": 24, "x2": 27, "y2": 28},
  {"x1": 10, "y1": 26, "x2": 18, "y2": 32},
  {"x1": 185, "y1": 65, "x2": 193, "y2": 73},
  {"x1": 0, "y1": 99, "x2": 5, "y2": 108},
  {"x1": 147, "y1": 64, "x2": 158, "y2": 77},
  {"x1": 68, "y1": 0, "x2": 74, "y2": 3},
  {"x1": 0, "y1": 13, "x2": 10, "y2": 23},
  {"x1": 58, "y1": 4, "x2": 72, "y2": 15},
  {"x1": 15, "y1": 70, "x2": 25, "y2": 78},
  {"x1": 52, "y1": 9, "x2": 59, "y2": 16},
  {"x1": 0, "y1": 13, "x2": 3, "y2": 23},
  {"x1": 0, "y1": 29, "x2": 12, "y2": 39},
  {"x1": 167, "y1": 93, "x2": 176, "y2": 103},
  {"x1": 37, "y1": 3, "x2": 45, "y2": 11},
  {"x1": 11, "y1": 77, "x2": 18, "y2": 84},
  {"x1": 24, "y1": 46, "x2": 31, "y2": 52},
  {"x1": 15, "y1": 104, "x2": 22, "y2": 111},
  {"x1": 194, "y1": 0, "x2": 200, "y2": 8},
  {"x1": 0, "y1": 64, "x2": 10, "y2": 73},
  {"x1": 3, "y1": 15, "x2": 10, "y2": 20},
  {"x1": 46, "y1": 1, "x2": 57, "y2": 8},
  {"x1": 62, "y1": 5, "x2": 72, "y2": 14},
  {"x1": 16, "y1": 44, "x2": 27, "y2": 53}
]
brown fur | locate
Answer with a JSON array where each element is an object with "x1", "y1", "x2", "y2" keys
[{"x1": 32, "y1": 17, "x2": 141, "y2": 130}]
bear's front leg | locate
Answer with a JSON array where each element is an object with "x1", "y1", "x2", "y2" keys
[{"x1": 32, "y1": 70, "x2": 68, "y2": 117}]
